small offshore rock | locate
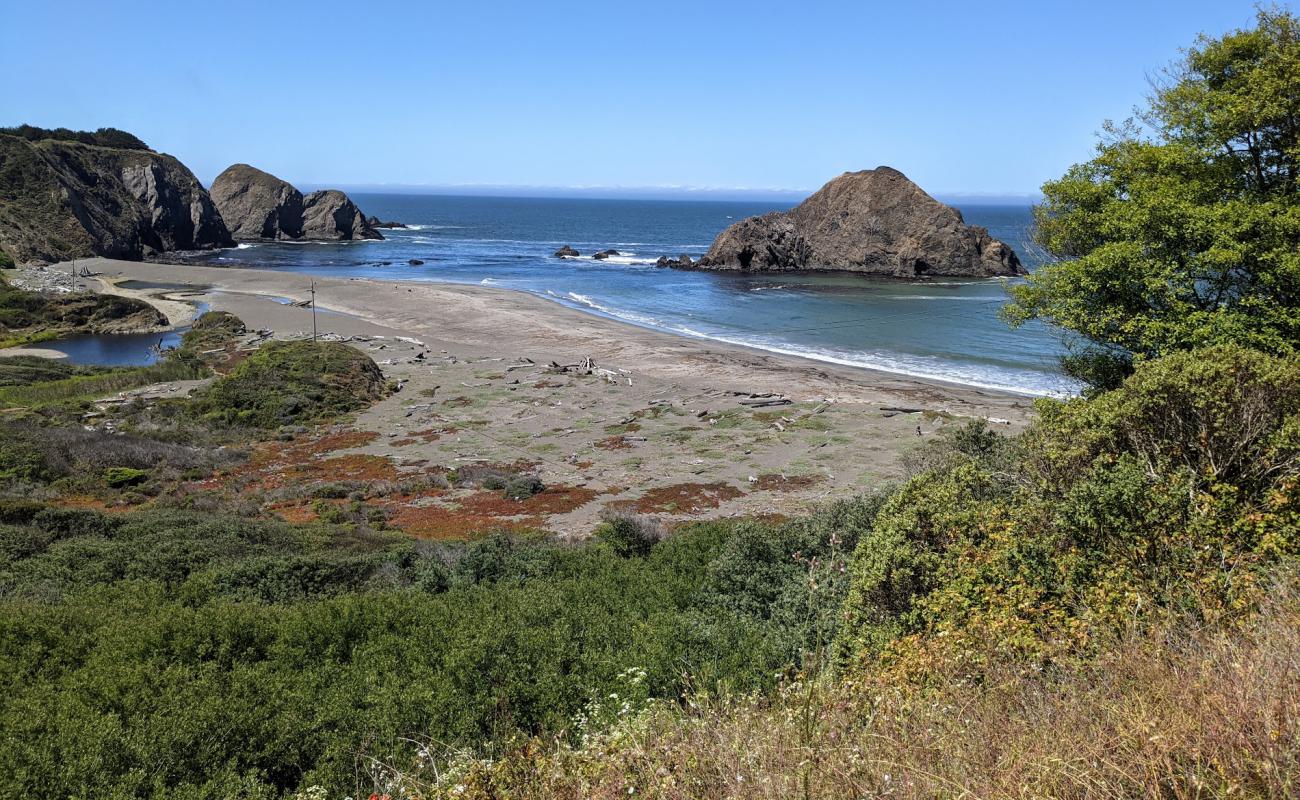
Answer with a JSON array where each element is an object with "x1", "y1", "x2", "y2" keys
[
  {"x1": 554, "y1": 245, "x2": 580, "y2": 258},
  {"x1": 655, "y1": 254, "x2": 696, "y2": 268},
  {"x1": 592, "y1": 249, "x2": 621, "y2": 260}
]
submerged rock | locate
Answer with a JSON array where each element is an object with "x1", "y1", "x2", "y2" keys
[
  {"x1": 407, "y1": 259, "x2": 425, "y2": 266},
  {"x1": 210, "y1": 164, "x2": 382, "y2": 242},
  {"x1": 592, "y1": 249, "x2": 621, "y2": 260},
  {"x1": 0, "y1": 131, "x2": 233, "y2": 265},
  {"x1": 554, "y1": 245, "x2": 580, "y2": 258},
  {"x1": 698, "y1": 168, "x2": 1022, "y2": 277}
]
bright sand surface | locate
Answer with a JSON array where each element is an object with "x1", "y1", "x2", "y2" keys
[{"x1": 40, "y1": 257, "x2": 1042, "y2": 534}]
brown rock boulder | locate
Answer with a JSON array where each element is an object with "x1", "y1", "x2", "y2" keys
[
  {"x1": 698, "y1": 168, "x2": 1022, "y2": 277},
  {"x1": 302, "y1": 190, "x2": 382, "y2": 241},
  {"x1": 209, "y1": 164, "x2": 304, "y2": 240},
  {"x1": 209, "y1": 164, "x2": 381, "y2": 242}
]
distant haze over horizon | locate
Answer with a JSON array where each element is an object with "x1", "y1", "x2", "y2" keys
[
  {"x1": 2, "y1": 0, "x2": 1268, "y2": 196},
  {"x1": 302, "y1": 182, "x2": 1042, "y2": 205}
]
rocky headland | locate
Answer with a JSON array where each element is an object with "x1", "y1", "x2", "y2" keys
[
  {"x1": 210, "y1": 164, "x2": 382, "y2": 242},
  {"x1": 698, "y1": 168, "x2": 1023, "y2": 277},
  {"x1": 0, "y1": 128, "x2": 233, "y2": 265}
]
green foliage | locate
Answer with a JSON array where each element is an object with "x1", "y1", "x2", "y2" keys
[
  {"x1": 596, "y1": 513, "x2": 664, "y2": 557},
  {"x1": 0, "y1": 503, "x2": 856, "y2": 797},
  {"x1": 0, "y1": 124, "x2": 150, "y2": 150},
  {"x1": 189, "y1": 340, "x2": 387, "y2": 428},
  {"x1": 189, "y1": 309, "x2": 246, "y2": 335},
  {"x1": 0, "y1": 355, "x2": 102, "y2": 387},
  {"x1": 0, "y1": 357, "x2": 204, "y2": 409},
  {"x1": 102, "y1": 466, "x2": 148, "y2": 487},
  {"x1": 485, "y1": 472, "x2": 544, "y2": 500},
  {"x1": 838, "y1": 345, "x2": 1300, "y2": 676},
  {"x1": 1005, "y1": 8, "x2": 1300, "y2": 387},
  {"x1": 0, "y1": 250, "x2": 13, "y2": 269}
]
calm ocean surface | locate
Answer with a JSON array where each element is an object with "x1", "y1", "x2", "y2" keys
[{"x1": 191, "y1": 194, "x2": 1076, "y2": 397}]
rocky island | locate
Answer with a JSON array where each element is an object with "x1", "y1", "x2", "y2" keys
[
  {"x1": 0, "y1": 126, "x2": 233, "y2": 265},
  {"x1": 698, "y1": 167, "x2": 1023, "y2": 277},
  {"x1": 209, "y1": 164, "x2": 382, "y2": 242}
]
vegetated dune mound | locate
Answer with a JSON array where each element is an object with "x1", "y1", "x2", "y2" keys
[
  {"x1": 189, "y1": 340, "x2": 387, "y2": 428},
  {"x1": 209, "y1": 164, "x2": 382, "y2": 242},
  {"x1": 699, "y1": 167, "x2": 1023, "y2": 277},
  {"x1": 0, "y1": 128, "x2": 233, "y2": 265},
  {"x1": 0, "y1": 273, "x2": 167, "y2": 345}
]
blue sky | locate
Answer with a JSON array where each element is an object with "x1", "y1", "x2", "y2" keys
[{"x1": 0, "y1": 0, "x2": 1273, "y2": 198}]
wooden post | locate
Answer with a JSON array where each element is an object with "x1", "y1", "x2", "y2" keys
[{"x1": 310, "y1": 279, "x2": 317, "y2": 342}]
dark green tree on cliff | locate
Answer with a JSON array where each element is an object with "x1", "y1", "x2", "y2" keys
[{"x1": 1005, "y1": 7, "x2": 1300, "y2": 390}]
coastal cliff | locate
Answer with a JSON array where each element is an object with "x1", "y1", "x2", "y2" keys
[
  {"x1": 0, "y1": 129, "x2": 233, "y2": 265},
  {"x1": 699, "y1": 168, "x2": 1023, "y2": 277},
  {"x1": 210, "y1": 164, "x2": 381, "y2": 241}
]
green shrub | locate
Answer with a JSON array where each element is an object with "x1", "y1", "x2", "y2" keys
[
  {"x1": 596, "y1": 512, "x2": 664, "y2": 557},
  {"x1": 189, "y1": 340, "x2": 387, "y2": 428},
  {"x1": 837, "y1": 344, "x2": 1300, "y2": 678},
  {"x1": 101, "y1": 466, "x2": 147, "y2": 487}
]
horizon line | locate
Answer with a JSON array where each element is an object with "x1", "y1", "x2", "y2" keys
[{"x1": 290, "y1": 181, "x2": 1043, "y2": 204}]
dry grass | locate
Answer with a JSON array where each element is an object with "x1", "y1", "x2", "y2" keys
[{"x1": 423, "y1": 581, "x2": 1300, "y2": 799}]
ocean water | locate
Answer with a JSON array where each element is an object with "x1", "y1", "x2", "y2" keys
[{"x1": 192, "y1": 195, "x2": 1076, "y2": 396}]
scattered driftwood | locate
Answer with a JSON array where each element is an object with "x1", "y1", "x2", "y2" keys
[
  {"x1": 547, "y1": 356, "x2": 630, "y2": 385},
  {"x1": 880, "y1": 406, "x2": 925, "y2": 414},
  {"x1": 739, "y1": 396, "x2": 792, "y2": 408}
]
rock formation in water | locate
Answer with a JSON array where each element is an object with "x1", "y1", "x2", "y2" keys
[
  {"x1": 0, "y1": 129, "x2": 234, "y2": 265},
  {"x1": 366, "y1": 215, "x2": 407, "y2": 229},
  {"x1": 210, "y1": 164, "x2": 381, "y2": 242},
  {"x1": 301, "y1": 190, "x2": 380, "y2": 241},
  {"x1": 591, "y1": 249, "x2": 621, "y2": 260},
  {"x1": 656, "y1": 255, "x2": 696, "y2": 268},
  {"x1": 554, "y1": 245, "x2": 580, "y2": 258},
  {"x1": 698, "y1": 168, "x2": 1023, "y2": 277}
]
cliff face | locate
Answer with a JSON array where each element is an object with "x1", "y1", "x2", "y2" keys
[
  {"x1": 0, "y1": 134, "x2": 233, "y2": 265},
  {"x1": 700, "y1": 168, "x2": 1023, "y2": 277},
  {"x1": 210, "y1": 164, "x2": 381, "y2": 242}
]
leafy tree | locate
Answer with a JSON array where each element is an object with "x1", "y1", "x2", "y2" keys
[{"x1": 1004, "y1": 8, "x2": 1300, "y2": 389}]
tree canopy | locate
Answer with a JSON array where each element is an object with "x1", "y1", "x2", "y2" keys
[
  {"x1": 0, "y1": 125, "x2": 150, "y2": 151},
  {"x1": 1004, "y1": 7, "x2": 1300, "y2": 389}
]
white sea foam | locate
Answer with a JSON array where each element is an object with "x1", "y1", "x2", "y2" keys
[
  {"x1": 537, "y1": 289, "x2": 1072, "y2": 397},
  {"x1": 235, "y1": 243, "x2": 257, "y2": 250}
]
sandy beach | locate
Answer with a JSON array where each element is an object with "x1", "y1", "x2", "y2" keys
[{"x1": 14, "y1": 257, "x2": 1039, "y2": 534}]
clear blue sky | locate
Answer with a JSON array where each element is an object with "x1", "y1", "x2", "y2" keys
[{"x1": 0, "y1": 0, "x2": 1273, "y2": 198}]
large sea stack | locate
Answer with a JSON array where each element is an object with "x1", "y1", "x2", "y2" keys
[
  {"x1": 210, "y1": 164, "x2": 381, "y2": 242},
  {"x1": 0, "y1": 128, "x2": 234, "y2": 265},
  {"x1": 699, "y1": 168, "x2": 1023, "y2": 277}
]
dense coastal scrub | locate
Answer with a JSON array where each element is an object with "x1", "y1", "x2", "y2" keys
[{"x1": 0, "y1": 507, "x2": 873, "y2": 797}]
